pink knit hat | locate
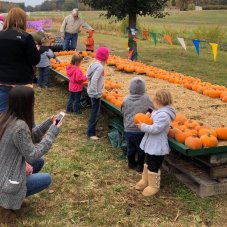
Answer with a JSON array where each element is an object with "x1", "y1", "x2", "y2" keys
[
  {"x1": 95, "y1": 47, "x2": 109, "y2": 61},
  {"x1": 0, "y1": 15, "x2": 4, "y2": 21}
]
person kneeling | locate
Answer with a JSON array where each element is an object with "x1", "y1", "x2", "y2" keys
[{"x1": 0, "y1": 86, "x2": 61, "y2": 224}]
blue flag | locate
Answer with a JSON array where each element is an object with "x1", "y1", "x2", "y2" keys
[{"x1": 192, "y1": 39, "x2": 201, "y2": 56}]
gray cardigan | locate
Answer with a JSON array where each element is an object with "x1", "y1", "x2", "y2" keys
[{"x1": 0, "y1": 118, "x2": 59, "y2": 210}]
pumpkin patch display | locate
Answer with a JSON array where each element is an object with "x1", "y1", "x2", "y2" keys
[{"x1": 134, "y1": 113, "x2": 153, "y2": 125}]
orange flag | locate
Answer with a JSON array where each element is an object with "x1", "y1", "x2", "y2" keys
[
  {"x1": 128, "y1": 50, "x2": 134, "y2": 59},
  {"x1": 143, "y1": 31, "x2": 148, "y2": 40},
  {"x1": 165, "y1": 34, "x2": 173, "y2": 46}
]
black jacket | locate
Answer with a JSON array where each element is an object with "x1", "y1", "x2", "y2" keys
[{"x1": 0, "y1": 28, "x2": 40, "y2": 85}]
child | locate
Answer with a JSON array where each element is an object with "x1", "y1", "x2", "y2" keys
[
  {"x1": 0, "y1": 15, "x2": 4, "y2": 31},
  {"x1": 66, "y1": 54, "x2": 87, "y2": 114},
  {"x1": 85, "y1": 30, "x2": 94, "y2": 52},
  {"x1": 135, "y1": 89, "x2": 176, "y2": 196},
  {"x1": 122, "y1": 77, "x2": 154, "y2": 172},
  {"x1": 37, "y1": 37, "x2": 54, "y2": 88},
  {"x1": 87, "y1": 47, "x2": 109, "y2": 140}
]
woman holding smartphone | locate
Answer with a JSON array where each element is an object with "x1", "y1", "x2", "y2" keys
[{"x1": 0, "y1": 86, "x2": 62, "y2": 224}]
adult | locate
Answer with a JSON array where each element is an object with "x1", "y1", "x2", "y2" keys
[
  {"x1": 0, "y1": 15, "x2": 4, "y2": 31},
  {"x1": 60, "y1": 8, "x2": 93, "y2": 50},
  {"x1": 0, "y1": 86, "x2": 61, "y2": 224},
  {"x1": 0, "y1": 7, "x2": 40, "y2": 113}
]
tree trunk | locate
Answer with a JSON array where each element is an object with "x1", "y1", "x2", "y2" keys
[{"x1": 128, "y1": 13, "x2": 137, "y2": 61}]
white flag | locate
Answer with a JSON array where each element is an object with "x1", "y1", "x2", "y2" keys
[{"x1": 177, "y1": 37, "x2": 187, "y2": 51}]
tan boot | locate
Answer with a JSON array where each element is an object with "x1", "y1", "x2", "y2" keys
[
  {"x1": 0, "y1": 207, "x2": 17, "y2": 224},
  {"x1": 135, "y1": 164, "x2": 148, "y2": 191},
  {"x1": 142, "y1": 170, "x2": 161, "y2": 197}
]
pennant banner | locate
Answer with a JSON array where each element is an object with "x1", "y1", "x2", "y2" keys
[
  {"x1": 193, "y1": 39, "x2": 201, "y2": 56},
  {"x1": 177, "y1": 37, "x2": 187, "y2": 51},
  {"x1": 143, "y1": 31, "x2": 148, "y2": 40},
  {"x1": 209, "y1": 43, "x2": 218, "y2": 62},
  {"x1": 165, "y1": 34, "x2": 173, "y2": 46},
  {"x1": 128, "y1": 50, "x2": 134, "y2": 59},
  {"x1": 151, "y1": 32, "x2": 157, "y2": 46}
]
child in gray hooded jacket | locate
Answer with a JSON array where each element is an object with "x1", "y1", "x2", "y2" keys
[
  {"x1": 122, "y1": 77, "x2": 153, "y2": 172},
  {"x1": 86, "y1": 47, "x2": 109, "y2": 140},
  {"x1": 135, "y1": 89, "x2": 176, "y2": 197}
]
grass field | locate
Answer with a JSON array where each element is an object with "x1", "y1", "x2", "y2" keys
[{"x1": 16, "y1": 10, "x2": 227, "y2": 226}]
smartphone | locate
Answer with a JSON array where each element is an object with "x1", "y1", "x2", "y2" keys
[{"x1": 55, "y1": 112, "x2": 65, "y2": 126}]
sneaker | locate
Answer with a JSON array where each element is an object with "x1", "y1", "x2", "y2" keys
[
  {"x1": 89, "y1": 136, "x2": 99, "y2": 140},
  {"x1": 136, "y1": 165, "x2": 144, "y2": 173}
]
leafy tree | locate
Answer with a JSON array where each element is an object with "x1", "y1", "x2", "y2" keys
[{"x1": 80, "y1": 0, "x2": 167, "y2": 60}]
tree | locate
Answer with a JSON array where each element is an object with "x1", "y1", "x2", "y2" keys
[{"x1": 80, "y1": 0, "x2": 167, "y2": 60}]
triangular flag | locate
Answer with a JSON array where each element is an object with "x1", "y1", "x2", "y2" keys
[
  {"x1": 151, "y1": 32, "x2": 157, "y2": 46},
  {"x1": 209, "y1": 43, "x2": 218, "y2": 62},
  {"x1": 128, "y1": 50, "x2": 134, "y2": 59},
  {"x1": 143, "y1": 31, "x2": 148, "y2": 40},
  {"x1": 165, "y1": 34, "x2": 173, "y2": 46},
  {"x1": 177, "y1": 37, "x2": 187, "y2": 51},
  {"x1": 192, "y1": 39, "x2": 200, "y2": 56}
]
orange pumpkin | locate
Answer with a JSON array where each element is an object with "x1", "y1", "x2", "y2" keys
[
  {"x1": 198, "y1": 128, "x2": 217, "y2": 137},
  {"x1": 216, "y1": 127, "x2": 227, "y2": 140},
  {"x1": 134, "y1": 113, "x2": 153, "y2": 125},
  {"x1": 185, "y1": 136, "x2": 203, "y2": 150},
  {"x1": 175, "y1": 113, "x2": 187, "y2": 124},
  {"x1": 200, "y1": 134, "x2": 218, "y2": 148},
  {"x1": 184, "y1": 120, "x2": 199, "y2": 129}
]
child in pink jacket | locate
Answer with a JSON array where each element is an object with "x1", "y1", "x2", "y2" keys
[{"x1": 66, "y1": 55, "x2": 87, "y2": 114}]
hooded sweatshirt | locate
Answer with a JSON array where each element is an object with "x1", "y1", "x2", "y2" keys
[
  {"x1": 87, "y1": 61, "x2": 104, "y2": 98},
  {"x1": 140, "y1": 105, "x2": 176, "y2": 156},
  {"x1": 67, "y1": 65, "x2": 87, "y2": 92},
  {"x1": 37, "y1": 47, "x2": 54, "y2": 68},
  {"x1": 122, "y1": 77, "x2": 154, "y2": 133}
]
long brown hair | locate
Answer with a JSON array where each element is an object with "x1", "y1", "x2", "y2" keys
[
  {"x1": 3, "y1": 7, "x2": 27, "y2": 31},
  {"x1": 0, "y1": 86, "x2": 35, "y2": 139}
]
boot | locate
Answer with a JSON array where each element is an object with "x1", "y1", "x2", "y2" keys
[
  {"x1": 128, "y1": 154, "x2": 137, "y2": 170},
  {"x1": 0, "y1": 207, "x2": 17, "y2": 224},
  {"x1": 135, "y1": 164, "x2": 148, "y2": 191},
  {"x1": 142, "y1": 170, "x2": 161, "y2": 197},
  {"x1": 136, "y1": 153, "x2": 145, "y2": 173}
]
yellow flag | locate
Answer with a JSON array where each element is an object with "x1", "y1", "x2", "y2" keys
[
  {"x1": 125, "y1": 42, "x2": 129, "y2": 50},
  {"x1": 209, "y1": 43, "x2": 218, "y2": 62}
]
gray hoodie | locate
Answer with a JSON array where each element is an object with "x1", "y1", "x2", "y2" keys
[
  {"x1": 140, "y1": 105, "x2": 176, "y2": 156},
  {"x1": 87, "y1": 61, "x2": 104, "y2": 98},
  {"x1": 122, "y1": 77, "x2": 154, "y2": 133}
]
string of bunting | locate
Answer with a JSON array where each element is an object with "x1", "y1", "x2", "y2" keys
[{"x1": 129, "y1": 30, "x2": 226, "y2": 62}]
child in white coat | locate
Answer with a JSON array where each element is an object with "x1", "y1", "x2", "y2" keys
[{"x1": 135, "y1": 89, "x2": 176, "y2": 196}]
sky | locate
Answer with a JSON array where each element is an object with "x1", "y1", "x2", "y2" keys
[{"x1": 1, "y1": 0, "x2": 46, "y2": 6}]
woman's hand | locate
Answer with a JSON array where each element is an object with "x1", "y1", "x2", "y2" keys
[{"x1": 51, "y1": 115, "x2": 57, "y2": 123}]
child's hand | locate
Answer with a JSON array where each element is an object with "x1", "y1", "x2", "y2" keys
[
  {"x1": 145, "y1": 112, "x2": 151, "y2": 118},
  {"x1": 51, "y1": 115, "x2": 57, "y2": 123}
]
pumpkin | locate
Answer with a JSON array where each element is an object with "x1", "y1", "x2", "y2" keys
[
  {"x1": 175, "y1": 129, "x2": 192, "y2": 144},
  {"x1": 200, "y1": 134, "x2": 218, "y2": 148},
  {"x1": 222, "y1": 96, "x2": 227, "y2": 103},
  {"x1": 175, "y1": 113, "x2": 187, "y2": 124},
  {"x1": 216, "y1": 127, "x2": 227, "y2": 140},
  {"x1": 134, "y1": 113, "x2": 153, "y2": 125},
  {"x1": 184, "y1": 120, "x2": 199, "y2": 129},
  {"x1": 198, "y1": 128, "x2": 217, "y2": 137},
  {"x1": 185, "y1": 136, "x2": 203, "y2": 150},
  {"x1": 168, "y1": 127, "x2": 177, "y2": 138}
]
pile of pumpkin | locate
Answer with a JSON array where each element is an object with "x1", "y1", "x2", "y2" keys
[
  {"x1": 54, "y1": 50, "x2": 93, "y2": 57},
  {"x1": 134, "y1": 112, "x2": 227, "y2": 150},
  {"x1": 107, "y1": 55, "x2": 227, "y2": 103}
]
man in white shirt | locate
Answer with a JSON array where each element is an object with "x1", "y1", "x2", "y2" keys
[
  {"x1": 0, "y1": 15, "x2": 4, "y2": 31},
  {"x1": 60, "y1": 9, "x2": 93, "y2": 50}
]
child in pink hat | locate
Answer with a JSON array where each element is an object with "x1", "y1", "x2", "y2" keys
[
  {"x1": 86, "y1": 47, "x2": 109, "y2": 140},
  {"x1": 0, "y1": 15, "x2": 4, "y2": 31}
]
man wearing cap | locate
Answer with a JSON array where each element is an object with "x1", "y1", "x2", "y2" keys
[
  {"x1": 0, "y1": 15, "x2": 4, "y2": 31},
  {"x1": 60, "y1": 9, "x2": 93, "y2": 50}
]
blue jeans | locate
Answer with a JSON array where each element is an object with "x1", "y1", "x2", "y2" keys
[
  {"x1": 125, "y1": 132, "x2": 145, "y2": 157},
  {"x1": 87, "y1": 98, "x2": 101, "y2": 137},
  {"x1": 0, "y1": 85, "x2": 12, "y2": 113},
  {"x1": 63, "y1": 32, "x2": 78, "y2": 50},
  {"x1": 66, "y1": 91, "x2": 82, "y2": 113},
  {"x1": 26, "y1": 158, "x2": 52, "y2": 197},
  {"x1": 38, "y1": 67, "x2": 50, "y2": 87}
]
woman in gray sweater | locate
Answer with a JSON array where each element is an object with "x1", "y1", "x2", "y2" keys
[{"x1": 0, "y1": 86, "x2": 61, "y2": 224}]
